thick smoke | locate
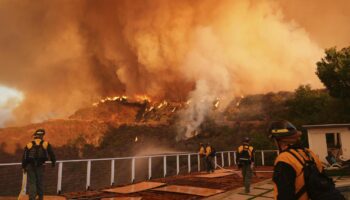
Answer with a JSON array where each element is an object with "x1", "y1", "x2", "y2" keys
[{"x1": 0, "y1": 0, "x2": 348, "y2": 133}]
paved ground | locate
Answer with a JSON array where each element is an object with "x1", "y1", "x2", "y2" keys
[
  {"x1": 205, "y1": 175, "x2": 350, "y2": 200},
  {"x1": 63, "y1": 166, "x2": 273, "y2": 200},
  {"x1": 204, "y1": 179, "x2": 273, "y2": 200},
  {"x1": 7, "y1": 167, "x2": 350, "y2": 200}
]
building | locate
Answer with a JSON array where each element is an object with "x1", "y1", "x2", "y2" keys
[{"x1": 303, "y1": 124, "x2": 350, "y2": 164}]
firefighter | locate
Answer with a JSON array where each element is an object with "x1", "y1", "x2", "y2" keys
[
  {"x1": 22, "y1": 129, "x2": 56, "y2": 200},
  {"x1": 268, "y1": 120, "x2": 345, "y2": 200},
  {"x1": 236, "y1": 137, "x2": 255, "y2": 193},
  {"x1": 198, "y1": 143, "x2": 207, "y2": 171},
  {"x1": 206, "y1": 142, "x2": 215, "y2": 173}
]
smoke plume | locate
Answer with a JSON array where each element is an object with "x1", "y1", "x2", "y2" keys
[{"x1": 0, "y1": 0, "x2": 349, "y2": 133}]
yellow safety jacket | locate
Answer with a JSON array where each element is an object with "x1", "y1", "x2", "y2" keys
[
  {"x1": 199, "y1": 146, "x2": 205, "y2": 156},
  {"x1": 206, "y1": 146, "x2": 212, "y2": 157},
  {"x1": 238, "y1": 145, "x2": 254, "y2": 157},
  {"x1": 273, "y1": 148, "x2": 323, "y2": 200},
  {"x1": 26, "y1": 139, "x2": 49, "y2": 150}
]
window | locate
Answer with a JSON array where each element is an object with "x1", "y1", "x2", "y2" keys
[{"x1": 326, "y1": 133, "x2": 341, "y2": 148}]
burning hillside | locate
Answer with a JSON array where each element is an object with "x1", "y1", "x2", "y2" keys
[
  {"x1": 1, "y1": 0, "x2": 344, "y2": 129},
  {"x1": 70, "y1": 96, "x2": 184, "y2": 124},
  {"x1": 0, "y1": 93, "x2": 245, "y2": 154}
]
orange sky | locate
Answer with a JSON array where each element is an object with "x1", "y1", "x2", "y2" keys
[{"x1": 0, "y1": 0, "x2": 349, "y2": 127}]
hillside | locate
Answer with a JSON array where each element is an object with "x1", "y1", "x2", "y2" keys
[{"x1": 0, "y1": 91, "x2": 303, "y2": 161}]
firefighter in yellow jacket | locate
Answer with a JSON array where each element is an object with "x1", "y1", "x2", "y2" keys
[
  {"x1": 268, "y1": 120, "x2": 323, "y2": 200},
  {"x1": 205, "y1": 143, "x2": 215, "y2": 173},
  {"x1": 237, "y1": 137, "x2": 255, "y2": 193},
  {"x1": 198, "y1": 143, "x2": 207, "y2": 171},
  {"x1": 22, "y1": 129, "x2": 56, "y2": 200}
]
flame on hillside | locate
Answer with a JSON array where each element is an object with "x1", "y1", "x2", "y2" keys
[
  {"x1": 213, "y1": 98, "x2": 220, "y2": 109},
  {"x1": 92, "y1": 95, "x2": 151, "y2": 107},
  {"x1": 135, "y1": 95, "x2": 151, "y2": 102}
]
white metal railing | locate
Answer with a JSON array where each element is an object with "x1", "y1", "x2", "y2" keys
[{"x1": 0, "y1": 150, "x2": 278, "y2": 194}]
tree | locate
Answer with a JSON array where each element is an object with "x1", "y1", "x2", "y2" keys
[
  {"x1": 316, "y1": 47, "x2": 350, "y2": 99},
  {"x1": 286, "y1": 85, "x2": 330, "y2": 124}
]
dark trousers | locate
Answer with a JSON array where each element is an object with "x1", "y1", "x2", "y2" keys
[
  {"x1": 27, "y1": 164, "x2": 44, "y2": 200},
  {"x1": 206, "y1": 156, "x2": 215, "y2": 172},
  {"x1": 200, "y1": 155, "x2": 207, "y2": 171},
  {"x1": 241, "y1": 163, "x2": 252, "y2": 193}
]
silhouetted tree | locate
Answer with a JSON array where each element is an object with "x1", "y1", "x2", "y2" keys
[{"x1": 316, "y1": 47, "x2": 350, "y2": 99}]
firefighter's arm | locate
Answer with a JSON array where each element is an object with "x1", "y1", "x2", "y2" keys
[
  {"x1": 236, "y1": 147, "x2": 241, "y2": 167},
  {"x1": 273, "y1": 162, "x2": 297, "y2": 200},
  {"x1": 47, "y1": 143, "x2": 56, "y2": 166},
  {"x1": 21, "y1": 147, "x2": 28, "y2": 170},
  {"x1": 251, "y1": 147, "x2": 255, "y2": 163}
]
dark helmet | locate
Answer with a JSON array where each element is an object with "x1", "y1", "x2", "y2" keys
[
  {"x1": 268, "y1": 120, "x2": 298, "y2": 139},
  {"x1": 242, "y1": 137, "x2": 250, "y2": 143},
  {"x1": 33, "y1": 129, "x2": 45, "y2": 137}
]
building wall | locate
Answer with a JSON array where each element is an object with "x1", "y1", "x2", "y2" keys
[
  {"x1": 308, "y1": 129, "x2": 327, "y2": 163},
  {"x1": 307, "y1": 127, "x2": 350, "y2": 163}
]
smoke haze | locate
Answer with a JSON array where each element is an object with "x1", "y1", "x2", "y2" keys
[{"x1": 0, "y1": 0, "x2": 349, "y2": 130}]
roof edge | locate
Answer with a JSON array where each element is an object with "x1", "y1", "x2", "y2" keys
[{"x1": 303, "y1": 124, "x2": 350, "y2": 129}]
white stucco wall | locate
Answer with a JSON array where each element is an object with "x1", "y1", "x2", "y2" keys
[
  {"x1": 308, "y1": 129, "x2": 328, "y2": 163},
  {"x1": 307, "y1": 127, "x2": 350, "y2": 163},
  {"x1": 341, "y1": 130, "x2": 350, "y2": 160}
]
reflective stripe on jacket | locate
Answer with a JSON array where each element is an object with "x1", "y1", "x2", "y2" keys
[{"x1": 273, "y1": 148, "x2": 323, "y2": 200}]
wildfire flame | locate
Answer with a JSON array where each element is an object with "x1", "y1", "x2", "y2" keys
[
  {"x1": 157, "y1": 100, "x2": 168, "y2": 109},
  {"x1": 92, "y1": 95, "x2": 150, "y2": 107},
  {"x1": 135, "y1": 95, "x2": 151, "y2": 102},
  {"x1": 236, "y1": 95, "x2": 245, "y2": 107},
  {"x1": 92, "y1": 95, "x2": 128, "y2": 106},
  {"x1": 213, "y1": 98, "x2": 220, "y2": 109}
]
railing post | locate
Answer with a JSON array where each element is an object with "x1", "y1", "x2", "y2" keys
[
  {"x1": 163, "y1": 156, "x2": 167, "y2": 177},
  {"x1": 214, "y1": 156, "x2": 217, "y2": 168},
  {"x1": 176, "y1": 155, "x2": 180, "y2": 175},
  {"x1": 131, "y1": 158, "x2": 135, "y2": 183},
  {"x1": 57, "y1": 162, "x2": 63, "y2": 194},
  {"x1": 86, "y1": 160, "x2": 91, "y2": 190},
  {"x1": 197, "y1": 154, "x2": 200, "y2": 172},
  {"x1": 228, "y1": 152, "x2": 231, "y2": 166},
  {"x1": 261, "y1": 151, "x2": 265, "y2": 166},
  {"x1": 188, "y1": 154, "x2": 191, "y2": 173},
  {"x1": 277, "y1": 150, "x2": 280, "y2": 155},
  {"x1": 221, "y1": 152, "x2": 224, "y2": 167},
  {"x1": 110, "y1": 160, "x2": 115, "y2": 186},
  {"x1": 233, "y1": 151, "x2": 237, "y2": 165},
  {"x1": 148, "y1": 157, "x2": 152, "y2": 180}
]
